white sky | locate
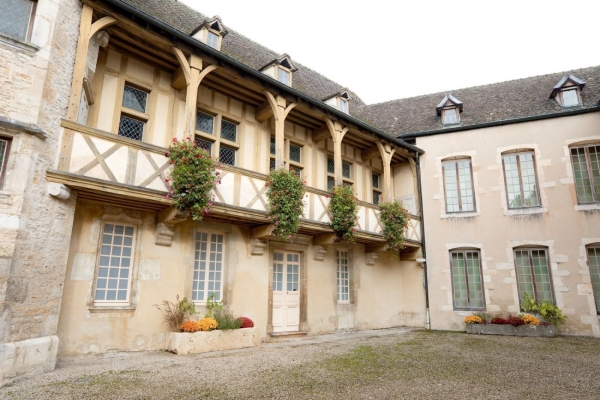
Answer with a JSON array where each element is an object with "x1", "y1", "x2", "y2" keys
[{"x1": 179, "y1": 0, "x2": 600, "y2": 105}]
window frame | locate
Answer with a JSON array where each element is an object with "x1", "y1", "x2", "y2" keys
[
  {"x1": 569, "y1": 143, "x2": 600, "y2": 204},
  {"x1": 269, "y1": 137, "x2": 304, "y2": 177},
  {"x1": 501, "y1": 151, "x2": 541, "y2": 209},
  {"x1": 327, "y1": 156, "x2": 353, "y2": 190},
  {"x1": 372, "y1": 172, "x2": 382, "y2": 205},
  {"x1": 561, "y1": 88, "x2": 581, "y2": 108},
  {"x1": 117, "y1": 83, "x2": 150, "y2": 141},
  {"x1": 277, "y1": 66, "x2": 291, "y2": 86},
  {"x1": 336, "y1": 249, "x2": 351, "y2": 304},
  {"x1": 205, "y1": 29, "x2": 220, "y2": 49},
  {"x1": 513, "y1": 247, "x2": 554, "y2": 306},
  {"x1": 92, "y1": 222, "x2": 137, "y2": 306},
  {"x1": 0, "y1": 0, "x2": 37, "y2": 43},
  {"x1": 339, "y1": 98, "x2": 349, "y2": 114},
  {"x1": 449, "y1": 249, "x2": 486, "y2": 311},
  {"x1": 442, "y1": 107, "x2": 459, "y2": 125},
  {"x1": 192, "y1": 230, "x2": 226, "y2": 305},
  {"x1": 0, "y1": 137, "x2": 12, "y2": 188},
  {"x1": 586, "y1": 244, "x2": 600, "y2": 316},
  {"x1": 194, "y1": 110, "x2": 240, "y2": 166},
  {"x1": 442, "y1": 158, "x2": 476, "y2": 213}
]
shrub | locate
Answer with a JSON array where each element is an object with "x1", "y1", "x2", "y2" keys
[
  {"x1": 165, "y1": 138, "x2": 220, "y2": 221},
  {"x1": 154, "y1": 295, "x2": 196, "y2": 332},
  {"x1": 180, "y1": 321, "x2": 200, "y2": 333},
  {"x1": 464, "y1": 315, "x2": 482, "y2": 324},
  {"x1": 491, "y1": 317, "x2": 509, "y2": 325},
  {"x1": 237, "y1": 317, "x2": 254, "y2": 328},
  {"x1": 265, "y1": 169, "x2": 306, "y2": 241},
  {"x1": 378, "y1": 201, "x2": 409, "y2": 255},
  {"x1": 506, "y1": 316, "x2": 525, "y2": 326},
  {"x1": 197, "y1": 318, "x2": 218, "y2": 332},
  {"x1": 328, "y1": 185, "x2": 358, "y2": 242},
  {"x1": 520, "y1": 293, "x2": 566, "y2": 327}
]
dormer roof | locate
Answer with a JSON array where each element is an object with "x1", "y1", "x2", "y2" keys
[
  {"x1": 322, "y1": 88, "x2": 352, "y2": 102},
  {"x1": 191, "y1": 15, "x2": 228, "y2": 38},
  {"x1": 549, "y1": 73, "x2": 586, "y2": 98},
  {"x1": 436, "y1": 94, "x2": 463, "y2": 115},
  {"x1": 259, "y1": 53, "x2": 298, "y2": 72}
]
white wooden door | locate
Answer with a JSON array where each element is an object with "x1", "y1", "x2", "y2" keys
[{"x1": 272, "y1": 251, "x2": 300, "y2": 333}]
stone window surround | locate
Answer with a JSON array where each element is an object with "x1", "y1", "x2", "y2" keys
[
  {"x1": 87, "y1": 212, "x2": 143, "y2": 313},
  {"x1": 496, "y1": 144, "x2": 549, "y2": 216},
  {"x1": 513, "y1": 246, "x2": 555, "y2": 306},
  {"x1": 448, "y1": 247, "x2": 486, "y2": 311},
  {"x1": 434, "y1": 151, "x2": 481, "y2": 219},
  {"x1": 579, "y1": 238, "x2": 600, "y2": 334},
  {"x1": 561, "y1": 136, "x2": 600, "y2": 211},
  {"x1": 0, "y1": 0, "x2": 37, "y2": 43},
  {"x1": 335, "y1": 246, "x2": 354, "y2": 305},
  {"x1": 441, "y1": 157, "x2": 476, "y2": 214},
  {"x1": 194, "y1": 108, "x2": 240, "y2": 166},
  {"x1": 190, "y1": 228, "x2": 228, "y2": 306}
]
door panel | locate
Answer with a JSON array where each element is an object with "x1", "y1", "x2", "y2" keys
[{"x1": 272, "y1": 251, "x2": 300, "y2": 332}]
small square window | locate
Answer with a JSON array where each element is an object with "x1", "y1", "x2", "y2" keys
[
  {"x1": 372, "y1": 173, "x2": 380, "y2": 189},
  {"x1": 206, "y1": 31, "x2": 219, "y2": 49},
  {"x1": 118, "y1": 116, "x2": 144, "y2": 141},
  {"x1": 327, "y1": 177, "x2": 335, "y2": 190},
  {"x1": 219, "y1": 145, "x2": 236, "y2": 166},
  {"x1": 372, "y1": 191, "x2": 381, "y2": 205},
  {"x1": 122, "y1": 85, "x2": 148, "y2": 113},
  {"x1": 220, "y1": 120, "x2": 237, "y2": 142},
  {"x1": 278, "y1": 68, "x2": 290, "y2": 85},
  {"x1": 196, "y1": 112, "x2": 214, "y2": 134},
  {"x1": 443, "y1": 108, "x2": 458, "y2": 125},
  {"x1": 562, "y1": 89, "x2": 579, "y2": 107},
  {"x1": 0, "y1": 0, "x2": 35, "y2": 42}
]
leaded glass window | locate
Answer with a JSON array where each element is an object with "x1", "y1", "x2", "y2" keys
[
  {"x1": 372, "y1": 173, "x2": 382, "y2": 205},
  {"x1": 196, "y1": 111, "x2": 214, "y2": 134},
  {"x1": 570, "y1": 145, "x2": 600, "y2": 204},
  {"x1": 443, "y1": 159, "x2": 475, "y2": 213},
  {"x1": 327, "y1": 177, "x2": 335, "y2": 190},
  {"x1": 337, "y1": 250, "x2": 350, "y2": 303},
  {"x1": 118, "y1": 116, "x2": 144, "y2": 141},
  {"x1": 192, "y1": 232, "x2": 224, "y2": 302},
  {"x1": 94, "y1": 224, "x2": 135, "y2": 303},
  {"x1": 327, "y1": 157, "x2": 335, "y2": 174},
  {"x1": 0, "y1": 138, "x2": 8, "y2": 180},
  {"x1": 450, "y1": 249, "x2": 485, "y2": 310},
  {"x1": 220, "y1": 120, "x2": 237, "y2": 142},
  {"x1": 289, "y1": 143, "x2": 301, "y2": 163},
  {"x1": 194, "y1": 137, "x2": 212, "y2": 152},
  {"x1": 342, "y1": 162, "x2": 351, "y2": 179},
  {"x1": 514, "y1": 248, "x2": 553, "y2": 304},
  {"x1": 219, "y1": 145, "x2": 236, "y2": 166},
  {"x1": 0, "y1": 0, "x2": 34, "y2": 42},
  {"x1": 122, "y1": 85, "x2": 148, "y2": 113},
  {"x1": 502, "y1": 152, "x2": 540, "y2": 208},
  {"x1": 587, "y1": 246, "x2": 600, "y2": 316},
  {"x1": 270, "y1": 137, "x2": 275, "y2": 155}
]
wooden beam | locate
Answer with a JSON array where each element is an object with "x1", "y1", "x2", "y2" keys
[
  {"x1": 171, "y1": 66, "x2": 186, "y2": 89},
  {"x1": 312, "y1": 125, "x2": 330, "y2": 142},
  {"x1": 255, "y1": 102, "x2": 273, "y2": 122},
  {"x1": 361, "y1": 145, "x2": 381, "y2": 161},
  {"x1": 109, "y1": 38, "x2": 177, "y2": 72}
]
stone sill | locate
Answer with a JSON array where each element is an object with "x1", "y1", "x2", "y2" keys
[
  {"x1": 575, "y1": 203, "x2": 600, "y2": 211},
  {"x1": 466, "y1": 323, "x2": 558, "y2": 337},
  {"x1": 505, "y1": 206, "x2": 548, "y2": 217},
  {"x1": 167, "y1": 327, "x2": 260, "y2": 355},
  {"x1": 0, "y1": 33, "x2": 39, "y2": 53},
  {"x1": 88, "y1": 305, "x2": 136, "y2": 313}
]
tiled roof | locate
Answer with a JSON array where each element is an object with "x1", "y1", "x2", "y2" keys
[
  {"x1": 119, "y1": 0, "x2": 366, "y2": 106},
  {"x1": 353, "y1": 66, "x2": 600, "y2": 137}
]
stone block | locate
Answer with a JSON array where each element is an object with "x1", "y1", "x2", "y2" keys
[{"x1": 0, "y1": 335, "x2": 59, "y2": 387}]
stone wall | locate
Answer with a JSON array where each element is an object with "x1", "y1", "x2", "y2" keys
[{"x1": 0, "y1": 0, "x2": 81, "y2": 386}]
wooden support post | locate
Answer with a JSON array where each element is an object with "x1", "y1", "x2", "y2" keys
[
  {"x1": 264, "y1": 91, "x2": 296, "y2": 169},
  {"x1": 61, "y1": 5, "x2": 115, "y2": 170},
  {"x1": 324, "y1": 118, "x2": 348, "y2": 186},
  {"x1": 376, "y1": 142, "x2": 396, "y2": 201},
  {"x1": 172, "y1": 48, "x2": 218, "y2": 140}
]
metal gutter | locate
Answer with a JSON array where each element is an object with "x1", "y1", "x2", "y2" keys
[
  {"x1": 400, "y1": 105, "x2": 600, "y2": 139},
  {"x1": 415, "y1": 153, "x2": 430, "y2": 330},
  {"x1": 100, "y1": 0, "x2": 424, "y2": 156}
]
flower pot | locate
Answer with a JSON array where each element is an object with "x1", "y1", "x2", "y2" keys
[
  {"x1": 465, "y1": 324, "x2": 558, "y2": 337},
  {"x1": 166, "y1": 327, "x2": 260, "y2": 354}
]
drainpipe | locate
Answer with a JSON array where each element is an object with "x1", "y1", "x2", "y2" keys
[{"x1": 415, "y1": 152, "x2": 430, "y2": 330}]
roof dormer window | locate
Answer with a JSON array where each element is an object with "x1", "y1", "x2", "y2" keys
[
  {"x1": 323, "y1": 89, "x2": 352, "y2": 114},
  {"x1": 550, "y1": 73, "x2": 585, "y2": 108},
  {"x1": 191, "y1": 16, "x2": 228, "y2": 51},
  {"x1": 436, "y1": 94, "x2": 463, "y2": 126},
  {"x1": 260, "y1": 54, "x2": 297, "y2": 86}
]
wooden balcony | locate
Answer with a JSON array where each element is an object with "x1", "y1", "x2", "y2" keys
[{"x1": 49, "y1": 120, "x2": 421, "y2": 249}]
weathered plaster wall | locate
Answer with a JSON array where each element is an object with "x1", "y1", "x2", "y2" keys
[{"x1": 417, "y1": 112, "x2": 600, "y2": 336}]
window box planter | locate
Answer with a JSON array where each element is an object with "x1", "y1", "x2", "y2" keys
[
  {"x1": 166, "y1": 327, "x2": 260, "y2": 354},
  {"x1": 466, "y1": 324, "x2": 558, "y2": 337}
]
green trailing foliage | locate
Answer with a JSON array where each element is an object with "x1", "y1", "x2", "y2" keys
[
  {"x1": 165, "y1": 137, "x2": 220, "y2": 221},
  {"x1": 265, "y1": 169, "x2": 306, "y2": 241},
  {"x1": 328, "y1": 185, "x2": 359, "y2": 242},
  {"x1": 378, "y1": 201, "x2": 409, "y2": 255},
  {"x1": 520, "y1": 293, "x2": 566, "y2": 327}
]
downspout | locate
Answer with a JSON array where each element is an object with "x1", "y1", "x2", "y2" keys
[{"x1": 416, "y1": 152, "x2": 430, "y2": 330}]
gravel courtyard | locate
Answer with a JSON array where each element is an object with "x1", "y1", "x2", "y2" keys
[{"x1": 2, "y1": 328, "x2": 600, "y2": 399}]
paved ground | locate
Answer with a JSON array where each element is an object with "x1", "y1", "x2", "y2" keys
[{"x1": 2, "y1": 328, "x2": 600, "y2": 399}]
